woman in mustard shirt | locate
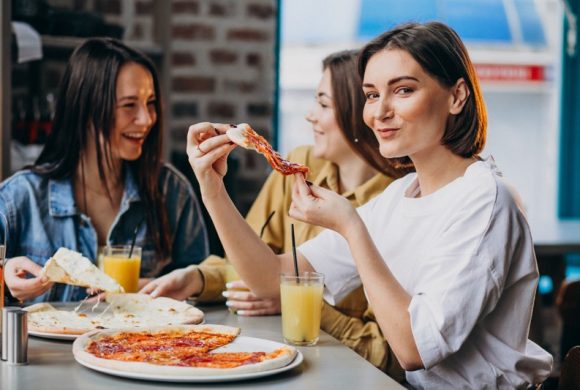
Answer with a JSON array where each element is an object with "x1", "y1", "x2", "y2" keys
[{"x1": 142, "y1": 50, "x2": 405, "y2": 379}]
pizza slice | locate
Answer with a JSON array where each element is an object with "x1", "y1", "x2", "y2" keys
[
  {"x1": 227, "y1": 123, "x2": 310, "y2": 176},
  {"x1": 41, "y1": 247, "x2": 123, "y2": 293}
]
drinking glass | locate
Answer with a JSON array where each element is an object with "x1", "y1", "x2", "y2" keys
[
  {"x1": 103, "y1": 245, "x2": 142, "y2": 293},
  {"x1": 280, "y1": 272, "x2": 324, "y2": 346}
]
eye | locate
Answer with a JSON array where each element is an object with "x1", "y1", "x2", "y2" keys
[
  {"x1": 395, "y1": 87, "x2": 413, "y2": 95},
  {"x1": 365, "y1": 91, "x2": 379, "y2": 100},
  {"x1": 120, "y1": 102, "x2": 136, "y2": 109},
  {"x1": 147, "y1": 100, "x2": 157, "y2": 106}
]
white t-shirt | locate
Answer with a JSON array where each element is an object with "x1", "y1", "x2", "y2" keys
[{"x1": 299, "y1": 158, "x2": 553, "y2": 389}]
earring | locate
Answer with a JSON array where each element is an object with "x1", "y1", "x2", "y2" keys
[{"x1": 354, "y1": 138, "x2": 359, "y2": 143}]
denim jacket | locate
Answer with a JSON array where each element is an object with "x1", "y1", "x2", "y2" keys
[{"x1": 0, "y1": 163, "x2": 209, "y2": 302}]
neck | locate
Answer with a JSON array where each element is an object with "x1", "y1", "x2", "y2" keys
[
  {"x1": 76, "y1": 144, "x2": 123, "y2": 195},
  {"x1": 411, "y1": 147, "x2": 476, "y2": 197},
  {"x1": 335, "y1": 153, "x2": 378, "y2": 193}
]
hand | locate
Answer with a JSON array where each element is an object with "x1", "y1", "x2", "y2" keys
[
  {"x1": 289, "y1": 174, "x2": 359, "y2": 236},
  {"x1": 139, "y1": 267, "x2": 202, "y2": 301},
  {"x1": 4, "y1": 256, "x2": 53, "y2": 301},
  {"x1": 186, "y1": 122, "x2": 237, "y2": 199},
  {"x1": 223, "y1": 280, "x2": 281, "y2": 316}
]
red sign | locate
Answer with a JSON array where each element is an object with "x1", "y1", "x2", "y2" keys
[{"x1": 474, "y1": 64, "x2": 545, "y2": 82}]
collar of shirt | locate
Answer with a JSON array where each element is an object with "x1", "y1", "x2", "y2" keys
[
  {"x1": 48, "y1": 165, "x2": 142, "y2": 217},
  {"x1": 314, "y1": 161, "x2": 393, "y2": 207}
]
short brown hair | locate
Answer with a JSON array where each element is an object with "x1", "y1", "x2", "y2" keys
[{"x1": 358, "y1": 22, "x2": 487, "y2": 168}]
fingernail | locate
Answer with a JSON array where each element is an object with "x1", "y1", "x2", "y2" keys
[
  {"x1": 225, "y1": 300, "x2": 233, "y2": 306},
  {"x1": 225, "y1": 282, "x2": 234, "y2": 289},
  {"x1": 222, "y1": 291, "x2": 230, "y2": 298},
  {"x1": 237, "y1": 310, "x2": 247, "y2": 316}
]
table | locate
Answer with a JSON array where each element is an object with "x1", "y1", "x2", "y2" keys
[{"x1": 0, "y1": 304, "x2": 404, "y2": 389}]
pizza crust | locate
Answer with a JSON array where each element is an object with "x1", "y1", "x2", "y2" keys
[
  {"x1": 72, "y1": 325, "x2": 297, "y2": 376},
  {"x1": 26, "y1": 294, "x2": 204, "y2": 335}
]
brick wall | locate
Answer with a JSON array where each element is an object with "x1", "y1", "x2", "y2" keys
[{"x1": 99, "y1": 0, "x2": 278, "y2": 214}]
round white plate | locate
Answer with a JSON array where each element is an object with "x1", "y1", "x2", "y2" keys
[
  {"x1": 73, "y1": 328, "x2": 303, "y2": 383},
  {"x1": 28, "y1": 330, "x2": 79, "y2": 341}
]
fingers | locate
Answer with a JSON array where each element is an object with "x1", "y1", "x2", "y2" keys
[
  {"x1": 225, "y1": 280, "x2": 248, "y2": 290},
  {"x1": 222, "y1": 289, "x2": 259, "y2": 301},
  {"x1": 225, "y1": 297, "x2": 280, "y2": 312},
  {"x1": 139, "y1": 281, "x2": 157, "y2": 295},
  {"x1": 236, "y1": 307, "x2": 281, "y2": 316}
]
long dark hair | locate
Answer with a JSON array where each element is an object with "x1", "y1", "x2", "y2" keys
[
  {"x1": 323, "y1": 50, "x2": 405, "y2": 178},
  {"x1": 358, "y1": 22, "x2": 487, "y2": 169},
  {"x1": 33, "y1": 38, "x2": 170, "y2": 260}
]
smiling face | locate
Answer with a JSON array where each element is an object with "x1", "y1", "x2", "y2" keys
[
  {"x1": 110, "y1": 62, "x2": 157, "y2": 161},
  {"x1": 362, "y1": 49, "x2": 457, "y2": 161},
  {"x1": 305, "y1": 68, "x2": 352, "y2": 162}
]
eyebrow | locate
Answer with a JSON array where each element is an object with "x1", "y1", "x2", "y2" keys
[
  {"x1": 118, "y1": 95, "x2": 156, "y2": 101},
  {"x1": 317, "y1": 92, "x2": 332, "y2": 99},
  {"x1": 362, "y1": 76, "x2": 419, "y2": 88}
]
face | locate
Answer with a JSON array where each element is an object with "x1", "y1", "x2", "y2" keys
[
  {"x1": 109, "y1": 62, "x2": 157, "y2": 161},
  {"x1": 305, "y1": 68, "x2": 352, "y2": 162},
  {"x1": 362, "y1": 49, "x2": 456, "y2": 161}
]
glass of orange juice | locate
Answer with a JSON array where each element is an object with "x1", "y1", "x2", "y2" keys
[
  {"x1": 280, "y1": 272, "x2": 324, "y2": 346},
  {"x1": 103, "y1": 245, "x2": 142, "y2": 293}
]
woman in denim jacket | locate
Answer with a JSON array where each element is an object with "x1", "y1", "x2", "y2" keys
[{"x1": 0, "y1": 38, "x2": 209, "y2": 303}]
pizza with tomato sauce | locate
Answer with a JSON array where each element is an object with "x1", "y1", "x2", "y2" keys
[{"x1": 73, "y1": 324, "x2": 297, "y2": 376}]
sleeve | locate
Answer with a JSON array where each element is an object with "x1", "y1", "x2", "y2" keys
[
  {"x1": 196, "y1": 255, "x2": 228, "y2": 302},
  {"x1": 297, "y1": 192, "x2": 385, "y2": 305},
  {"x1": 320, "y1": 303, "x2": 405, "y2": 381},
  {"x1": 408, "y1": 185, "x2": 523, "y2": 369},
  {"x1": 163, "y1": 172, "x2": 209, "y2": 274},
  {"x1": 0, "y1": 191, "x2": 19, "y2": 258},
  {"x1": 298, "y1": 227, "x2": 360, "y2": 305}
]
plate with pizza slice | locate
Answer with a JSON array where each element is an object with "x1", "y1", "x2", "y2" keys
[
  {"x1": 72, "y1": 324, "x2": 302, "y2": 382},
  {"x1": 26, "y1": 293, "x2": 204, "y2": 341}
]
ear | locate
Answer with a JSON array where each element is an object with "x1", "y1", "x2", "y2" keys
[{"x1": 449, "y1": 78, "x2": 470, "y2": 115}]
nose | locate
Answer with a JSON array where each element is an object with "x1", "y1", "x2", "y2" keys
[
  {"x1": 374, "y1": 98, "x2": 394, "y2": 121},
  {"x1": 135, "y1": 104, "x2": 155, "y2": 127},
  {"x1": 305, "y1": 108, "x2": 316, "y2": 124}
]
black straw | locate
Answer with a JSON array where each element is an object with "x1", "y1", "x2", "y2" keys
[
  {"x1": 128, "y1": 218, "x2": 145, "y2": 258},
  {"x1": 291, "y1": 224, "x2": 299, "y2": 277},
  {"x1": 259, "y1": 211, "x2": 276, "y2": 239}
]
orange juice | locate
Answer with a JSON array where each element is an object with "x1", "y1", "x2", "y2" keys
[
  {"x1": 103, "y1": 255, "x2": 141, "y2": 292},
  {"x1": 280, "y1": 272, "x2": 324, "y2": 346},
  {"x1": 103, "y1": 245, "x2": 142, "y2": 293}
]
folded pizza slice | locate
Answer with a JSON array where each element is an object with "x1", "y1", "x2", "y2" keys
[
  {"x1": 227, "y1": 123, "x2": 310, "y2": 176},
  {"x1": 42, "y1": 247, "x2": 124, "y2": 293}
]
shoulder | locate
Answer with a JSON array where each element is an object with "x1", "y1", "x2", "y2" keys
[
  {"x1": 0, "y1": 169, "x2": 46, "y2": 196},
  {"x1": 159, "y1": 163, "x2": 195, "y2": 194}
]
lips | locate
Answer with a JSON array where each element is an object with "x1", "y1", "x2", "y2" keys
[
  {"x1": 376, "y1": 128, "x2": 399, "y2": 138},
  {"x1": 122, "y1": 132, "x2": 146, "y2": 144}
]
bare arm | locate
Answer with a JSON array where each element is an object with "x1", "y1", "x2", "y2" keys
[
  {"x1": 186, "y1": 122, "x2": 313, "y2": 298},
  {"x1": 290, "y1": 174, "x2": 422, "y2": 370}
]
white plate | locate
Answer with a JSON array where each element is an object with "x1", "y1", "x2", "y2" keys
[
  {"x1": 28, "y1": 329, "x2": 79, "y2": 341},
  {"x1": 73, "y1": 327, "x2": 303, "y2": 383}
]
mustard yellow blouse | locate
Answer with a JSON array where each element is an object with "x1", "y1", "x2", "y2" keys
[{"x1": 196, "y1": 145, "x2": 403, "y2": 380}]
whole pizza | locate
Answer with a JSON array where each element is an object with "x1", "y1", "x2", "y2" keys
[{"x1": 72, "y1": 324, "x2": 297, "y2": 376}]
